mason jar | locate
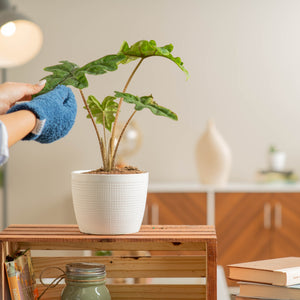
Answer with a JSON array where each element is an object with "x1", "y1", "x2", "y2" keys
[{"x1": 61, "y1": 262, "x2": 111, "y2": 300}]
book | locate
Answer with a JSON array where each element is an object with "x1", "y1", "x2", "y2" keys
[
  {"x1": 255, "y1": 170, "x2": 298, "y2": 184},
  {"x1": 228, "y1": 257, "x2": 300, "y2": 286},
  {"x1": 5, "y1": 249, "x2": 39, "y2": 300},
  {"x1": 5, "y1": 261, "x2": 23, "y2": 300},
  {"x1": 238, "y1": 282, "x2": 300, "y2": 300},
  {"x1": 236, "y1": 297, "x2": 274, "y2": 300}
]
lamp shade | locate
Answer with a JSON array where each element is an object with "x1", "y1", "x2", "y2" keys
[{"x1": 0, "y1": 1, "x2": 43, "y2": 68}]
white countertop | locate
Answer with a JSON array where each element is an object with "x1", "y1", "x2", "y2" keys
[{"x1": 148, "y1": 182, "x2": 300, "y2": 193}]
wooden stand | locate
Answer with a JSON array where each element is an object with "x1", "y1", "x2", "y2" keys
[{"x1": 0, "y1": 225, "x2": 217, "y2": 300}]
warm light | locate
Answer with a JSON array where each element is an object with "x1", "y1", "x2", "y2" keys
[
  {"x1": 0, "y1": 20, "x2": 43, "y2": 67},
  {"x1": 0, "y1": 21, "x2": 16, "y2": 37}
]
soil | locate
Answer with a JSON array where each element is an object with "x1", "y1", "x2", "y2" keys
[{"x1": 84, "y1": 166, "x2": 144, "y2": 175}]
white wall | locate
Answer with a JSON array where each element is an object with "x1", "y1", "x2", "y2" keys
[{"x1": 4, "y1": 0, "x2": 300, "y2": 225}]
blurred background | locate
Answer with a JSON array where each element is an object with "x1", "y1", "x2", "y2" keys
[{"x1": 2, "y1": 0, "x2": 300, "y2": 225}]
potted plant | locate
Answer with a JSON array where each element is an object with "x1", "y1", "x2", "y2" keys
[
  {"x1": 268, "y1": 145, "x2": 286, "y2": 172},
  {"x1": 35, "y1": 40, "x2": 188, "y2": 234}
]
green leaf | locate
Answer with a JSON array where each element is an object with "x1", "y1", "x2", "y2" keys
[
  {"x1": 114, "y1": 91, "x2": 178, "y2": 121},
  {"x1": 34, "y1": 54, "x2": 126, "y2": 97},
  {"x1": 81, "y1": 54, "x2": 126, "y2": 75},
  {"x1": 118, "y1": 40, "x2": 189, "y2": 79},
  {"x1": 33, "y1": 60, "x2": 86, "y2": 96},
  {"x1": 86, "y1": 95, "x2": 118, "y2": 131}
]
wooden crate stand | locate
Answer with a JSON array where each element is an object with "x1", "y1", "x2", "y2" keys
[{"x1": 0, "y1": 225, "x2": 217, "y2": 300}]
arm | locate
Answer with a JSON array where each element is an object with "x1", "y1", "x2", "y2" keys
[
  {"x1": 0, "y1": 82, "x2": 77, "y2": 167},
  {"x1": 7, "y1": 85, "x2": 77, "y2": 144},
  {"x1": 0, "y1": 80, "x2": 45, "y2": 147},
  {"x1": 0, "y1": 110, "x2": 37, "y2": 147}
]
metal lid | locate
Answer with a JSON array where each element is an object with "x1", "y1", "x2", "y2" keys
[{"x1": 66, "y1": 263, "x2": 106, "y2": 277}]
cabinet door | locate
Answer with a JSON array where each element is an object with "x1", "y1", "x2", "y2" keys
[
  {"x1": 215, "y1": 193, "x2": 272, "y2": 268},
  {"x1": 272, "y1": 193, "x2": 300, "y2": 257},
  {"x1": 146, "y1": 192, "x2": 206, "y2": 225}
]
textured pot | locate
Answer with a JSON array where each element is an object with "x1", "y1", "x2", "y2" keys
[
  {"x1": 195, "y1": 120, "x2": 232, "y2": 185},
  {"x1": 72, "y1": 171, "x2": 149, "y2": 235}
]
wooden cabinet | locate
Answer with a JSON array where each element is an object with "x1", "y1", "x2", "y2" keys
[
  {"x1": 215, "y1": 193, "x2": 272, "y2": 266},
  {"x1": 145, "y1": 192, "x2": 207, "y2": 225},
  {"x1": 215, "y1": 192, "x2": 300, "y2": 284},
  {"x1": 146, "y1": 187, "x2": 300, "y2": 284},
  {"x1": 271, "y1": 193, "x2": 300, "y2": 257}
]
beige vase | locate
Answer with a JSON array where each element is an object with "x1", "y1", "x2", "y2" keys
[{"x1": 195, "y1": 120, "x2": 231, "y2": 185}]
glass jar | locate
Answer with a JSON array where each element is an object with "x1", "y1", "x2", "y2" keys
[{"x1": 61, "y1": 262, "x2": 111, "y2": 300}]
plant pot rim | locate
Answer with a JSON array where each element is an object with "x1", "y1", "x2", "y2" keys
[{"x1": 72, "y1": 170, "x2": 149, "y2": 176}]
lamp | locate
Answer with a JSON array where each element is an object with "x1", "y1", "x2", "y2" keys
[
  {"x1": 0, "y1": 0, "x2": 43, "y2": 229},
  {"x1": 0, "y1": 0, "x2": 43, "y2": 67}
]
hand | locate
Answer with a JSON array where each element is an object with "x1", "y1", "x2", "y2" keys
[
  {"x1": 0, "y1": 80, "x2": 46, "y2": 114},
  {"x1": 7, "y1": 85, "x2": 77, "y2": 143}
]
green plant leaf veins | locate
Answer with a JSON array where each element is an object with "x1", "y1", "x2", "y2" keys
[
  {"x1": 33, "y1": 54, "x2": 126, "y2": 97},
  {"x1": 86, "y1": 95, "x2": 118, "y2": 131},
  {"x1": 114, "y1": 91, "x2": 178, "y2": 121},
  {"x1": 118, "y1": 40, "x2": 189, "y2": 79}
]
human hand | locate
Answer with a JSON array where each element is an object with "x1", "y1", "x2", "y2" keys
[
  {"x1": 7, "y1": 85, "x2": 77, "y2": 143},
  {"x1": 0, "y1": 80, "x2": 46, "y2": 114}
]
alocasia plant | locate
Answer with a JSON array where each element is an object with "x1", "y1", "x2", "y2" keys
[{"x1": 35, "y1": 40, "x2": 188, "y2": 172}]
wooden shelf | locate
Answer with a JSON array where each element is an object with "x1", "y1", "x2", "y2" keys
[{"x1": 0, "y1": 224, "x2": 217, "y2": 300}]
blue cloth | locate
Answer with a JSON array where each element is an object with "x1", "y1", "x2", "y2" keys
[{"x1": 7, "y1": 85, "x2": 77, "y2": 144}]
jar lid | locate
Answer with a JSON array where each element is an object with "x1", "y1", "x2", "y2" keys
[{"x1": 66, "y1": 263, "x2": 106, "y2": 277}]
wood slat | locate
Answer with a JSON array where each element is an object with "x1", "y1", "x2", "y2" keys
[
  {"x1": 109, "y1": 284, "x2": 206, "y2": 299},
  {"x1": 1, "y1": 242, "x2": 10, "y2": 300},
  {"x1": 37, "y1": 284, "x2": 64, "y2": 300},
  {"x1": 0, "y1": 232, "x2": 216, "y2": 238},
  {"x1": 36, "y1": 284, "x2": 206, "y2": 300},
  {"x1": 32, "y1": 255, "x2": 206, "y2": 278},
  {"x1": 0, "y1": 225, "x2": 216, "y2": 252},
  {"x1": 7, "y1": 224, "x2": 215, "y2": 230},
  {"x1": 0, "y1": 225, "x2": 216, "y2": 239},
  {"x1": 17, "y1": 241, "x2": 207, "y2": 251},
  {"x1": 206, "y1": 240, "x2": 217, "y2": 300}
]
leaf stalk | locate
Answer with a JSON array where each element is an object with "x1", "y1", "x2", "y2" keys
[
  {"x1": 109, "y1": 58, "x2": 144, "y2": 169},
  {"x1": 79, "y1": 89, "x2": 104, "y2": 168},
  {"x1": 111, "y1": 110, "x2": 136, "y2": 167}
]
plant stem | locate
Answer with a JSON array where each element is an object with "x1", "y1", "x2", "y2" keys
[
  {"x1": 109, "y1": 58, "x2": 144, "y2": 169},
  {"x1": 111, "y1": 110, "x2": 136, "y2": 167},
  {"x1": 79, "y1": 89, "x2": 104, "y2": 168},
  {"x1": 100, "y1": 137, "x2": 107, "y2": 170},
  {"x1": 102, "y1": 113, "x2": 108, "y2": 169}
]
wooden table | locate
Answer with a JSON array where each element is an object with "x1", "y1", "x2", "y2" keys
[{"x1": 0, "y1": 224, "x2": 217, "y2": 300}]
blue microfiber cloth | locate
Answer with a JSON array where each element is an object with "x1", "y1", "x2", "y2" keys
[{"x1": 7, "y1": 85, "x2": 77, "y2": 144}]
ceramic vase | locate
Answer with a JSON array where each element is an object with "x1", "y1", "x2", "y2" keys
[
  {"x1": 195, "y1": 120, "x2": 231, "y2": 185},
  {"x1": 269, "y1": 151, "x2": 286, "y2": 171},
  {"x1": 72, "y1": 171, "x2": 149, "y2": 234}
]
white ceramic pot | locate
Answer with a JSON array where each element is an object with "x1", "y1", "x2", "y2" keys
[
  {"x1": 72, "y1": 171, "x2": 149, "y2": 235},
  {"x1": 269, "y1": 152, "x2": 286, "y2": 171}
]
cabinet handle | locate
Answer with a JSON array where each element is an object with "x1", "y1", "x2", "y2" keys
[
  {"x1": 264, "y1": 203, "x2": 271, "y2": 229},
  {"x1": 151, "y1": 203, "x2": 159, "y2": 225},
  {"x1": 274, "y1": 202, "x2": 282, "y2": 229}
]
